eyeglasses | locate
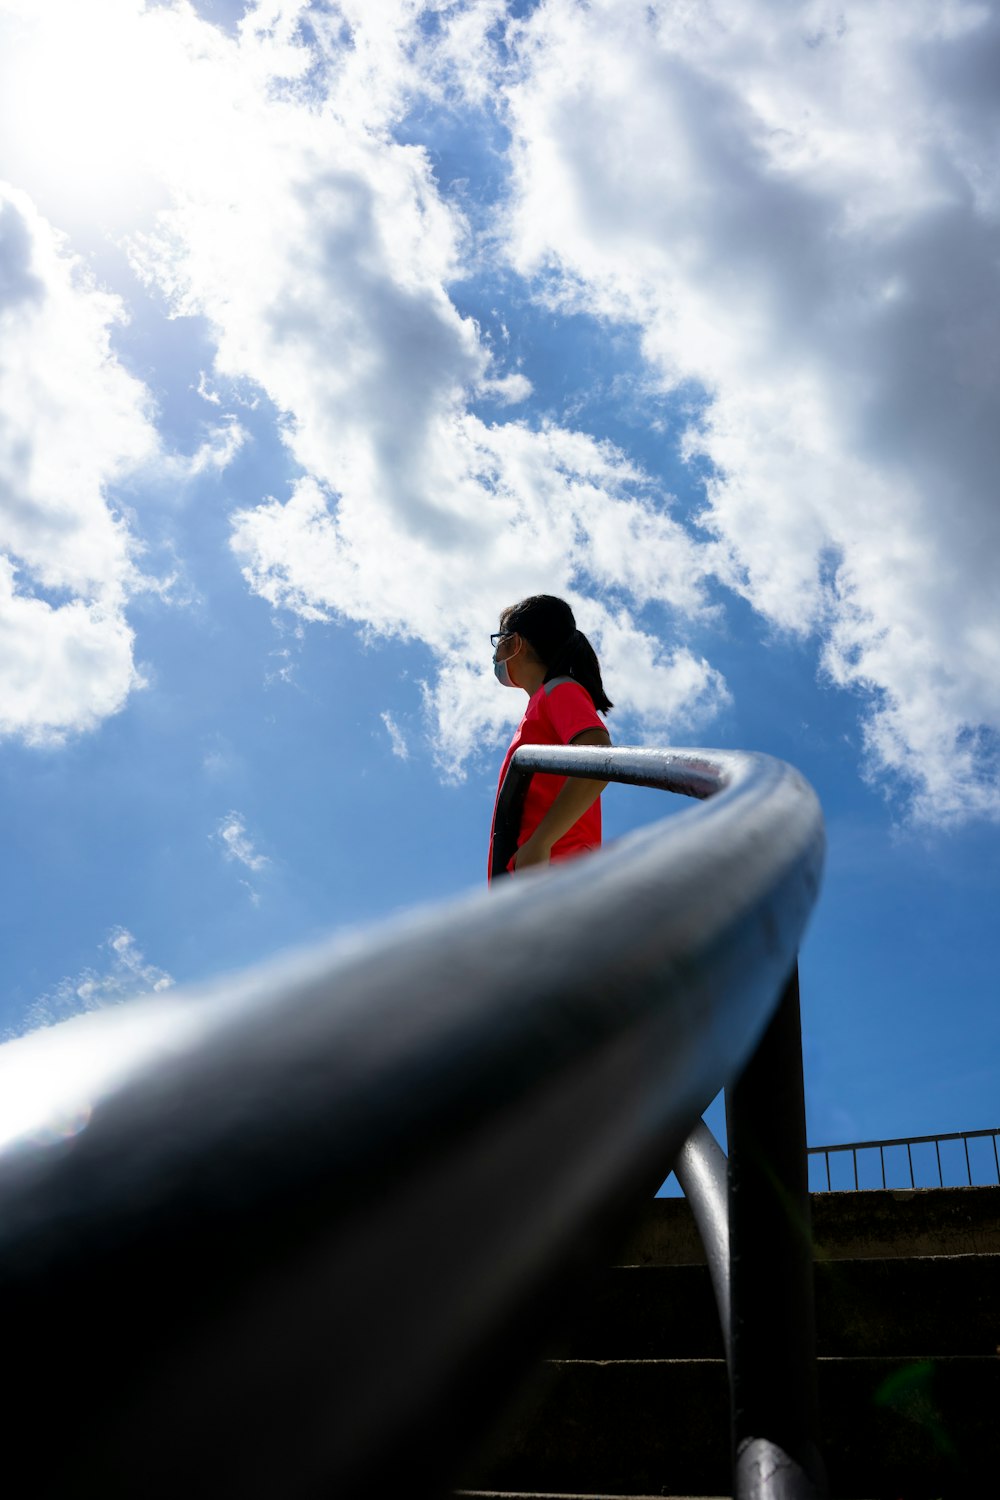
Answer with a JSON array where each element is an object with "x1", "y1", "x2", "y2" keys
[{"x1": 490, "y1": 631, "x2": 516, "y2": 648}]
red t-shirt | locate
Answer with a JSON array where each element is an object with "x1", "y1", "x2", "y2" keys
[{"x1": 489, "y1": 677, "x2": 605, "y2": 879}]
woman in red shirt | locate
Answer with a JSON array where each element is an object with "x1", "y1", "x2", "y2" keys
[{"x1": 489, "y1": 595, "x2": 612, "y2": 879}]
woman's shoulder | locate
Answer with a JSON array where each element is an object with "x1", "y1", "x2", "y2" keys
[
  {"x1": 539, "y1": 675, "x2": 603, "y2": 738},
  {"x1": 543, "y1": 676, "x2": 594, "y2": 705}
]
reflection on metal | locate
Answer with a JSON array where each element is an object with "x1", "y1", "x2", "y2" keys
[
  {"x1": 673, "y1": 1119, "x2": 732, "y2": 1375},
  {"x1": 0, "y1": 744, "x2": 825, "y2": 1499},
  {"x1": 809, "y1": 1126, "x2": 1000, "y2": 1191}
]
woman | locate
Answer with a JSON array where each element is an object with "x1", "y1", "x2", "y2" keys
[{"x1": 489, "y1": 595, "x2": 612, "y2": 880}]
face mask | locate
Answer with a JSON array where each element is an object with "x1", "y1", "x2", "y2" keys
[
  {"x1": 493, "y1": 656, "x2": 515, "y2": 687},
  {"x1": 493, "y1": 641, "x2": 519, "y2": 687}
]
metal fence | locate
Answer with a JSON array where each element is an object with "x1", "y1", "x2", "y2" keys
[
  {"x1": 0, "y1": 743, "x2": 826, "y2": 1499},
  {"x1": 809, "y1": 1127, "x2": 1000, "y2": 1192}
]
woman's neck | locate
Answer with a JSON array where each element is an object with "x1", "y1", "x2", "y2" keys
[{"x1": 516, "y1": 658, "x2": 546, "y2": 696}]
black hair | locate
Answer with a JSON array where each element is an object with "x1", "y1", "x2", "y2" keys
[{"x1": 499, "y1": 594, "x2": 613, "y2": 713}]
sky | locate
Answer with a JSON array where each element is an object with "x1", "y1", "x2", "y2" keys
[{"x1": 0, "y1": 0, "x2": 998, "y2": 1177}]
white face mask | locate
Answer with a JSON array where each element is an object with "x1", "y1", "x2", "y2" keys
[{"x1": 493, "y1": 637, "x2": 520, "y2": 687}]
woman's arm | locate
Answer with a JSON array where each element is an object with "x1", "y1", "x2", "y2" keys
[{"x1": 513, "y1": 727, "x2": 611, "y2": 870}]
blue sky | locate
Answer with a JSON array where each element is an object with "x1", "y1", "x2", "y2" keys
[{"x1": 0, "y1": 0, "x2": 997, "y2": 1166}]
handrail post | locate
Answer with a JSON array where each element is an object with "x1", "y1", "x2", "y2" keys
[
  {"x1": 725, "y1": 964, "x2": 827, "y2": 1499},
  {"x1": 673, "y1": 1121, "x2": 732, "y2": 1376}
]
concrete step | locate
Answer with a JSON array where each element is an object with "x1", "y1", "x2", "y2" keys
[
  {"x1": 811, "y1": 1185, "x2": 1000, "y2": 1261},
  {"x1": 554, "y1": 1253, "x2": 1000, "y2": 1358},
  {"x1": 464, "y1": 1355, "x2": 999, "y2": 1497},
  {"x1": 621, "y1": 1185, "x2": 1000, "y2": 1265}
]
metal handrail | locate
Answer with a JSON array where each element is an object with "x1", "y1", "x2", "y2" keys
[
  {"x1": 0, "y1": 743, "x2": 825, "y2": 1499},
  {"x1": 809, "y1": 1127, "x2": 1000, "y2": 1191},
  {"x1": 673, "y1": 1120, "x2": 732, "y2": 1374}
]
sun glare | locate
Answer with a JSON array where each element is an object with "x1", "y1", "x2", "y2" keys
[{"x1": 0, "y1": 1, "x2": 186, "y2": 233}]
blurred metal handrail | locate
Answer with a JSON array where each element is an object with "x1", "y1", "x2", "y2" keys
[
  {"x1": 809, "y1": 1126, "x2": 1000, "y2": 1191},
  {"x1": 0, "y1": 743, "x2": 825, "y2": 1499},
  {"x1": 673, "y1": 1119, "x2": 732, "y2": 1374}
]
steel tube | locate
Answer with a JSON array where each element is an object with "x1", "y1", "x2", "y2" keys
[
  {"x1": 673, "y1": 1119, "x2": 732, "y2": 1375},
  {"x1": 809, "y1": 1126, "x2": 999, "y2": 1154},
  {"x1": 0, "y1": 745, "x2": 824, "y2": 1498},
  {"x1": 726, "y1": 967, "x2": 827, "y2": 1500}
]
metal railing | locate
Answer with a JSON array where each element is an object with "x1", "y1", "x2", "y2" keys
[
  {"x1": 809, "y1": 1127, "x2": 1000, "y2": 1192},
  {"x1": 0, "y1": 743, "x2": 826, "y2": 1499}
]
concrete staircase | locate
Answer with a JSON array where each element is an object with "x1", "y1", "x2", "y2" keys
[{"x1": 460, "y1": 1185, "x2": 1000, "y2": 1499}]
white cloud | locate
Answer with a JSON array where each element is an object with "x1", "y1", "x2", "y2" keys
[
  {"x1": 159, "y1": 417, "x2": 248, "y2": 481},
  {"x1": 110, "y1": 1, "x2": 726, "y2": 767},
  {"x1": 381, "y1": 710, "x2": 410, "y2": 761},
  {"x1": 498, "y1": 0, "x2": 1000, "y2": 820},
  {"x1": 477, "y1": 371, "x2": 533, "y2": 406},
  {"x1": 196, "y1": 370, "x2": 221, "y2": 405},
  {"x1": 0, "y1": 2, "x2": 259, "y2": 748},
  {"x1": 216, "y1": 810, "x2": 270, "y2": 873},
  {"x1": 6, "y1": 1, "x2": 991, "y2": 822},
  {"x1": 0, "y1": 183, "x2": 160, "y2": 742},
  {"x1": 215, "y1": 810, "x2": 270, "y2": 906},
  {"x1": 15, "y1": 926, "x2": 174, "y2": 1036}
]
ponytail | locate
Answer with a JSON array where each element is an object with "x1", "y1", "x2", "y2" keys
[
  {"x1": 498, "y1": 595, "x2": 613, "y2": 713},
  {"x1": 545, "y1": 626, "x2": 613, "y2": 713}
]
